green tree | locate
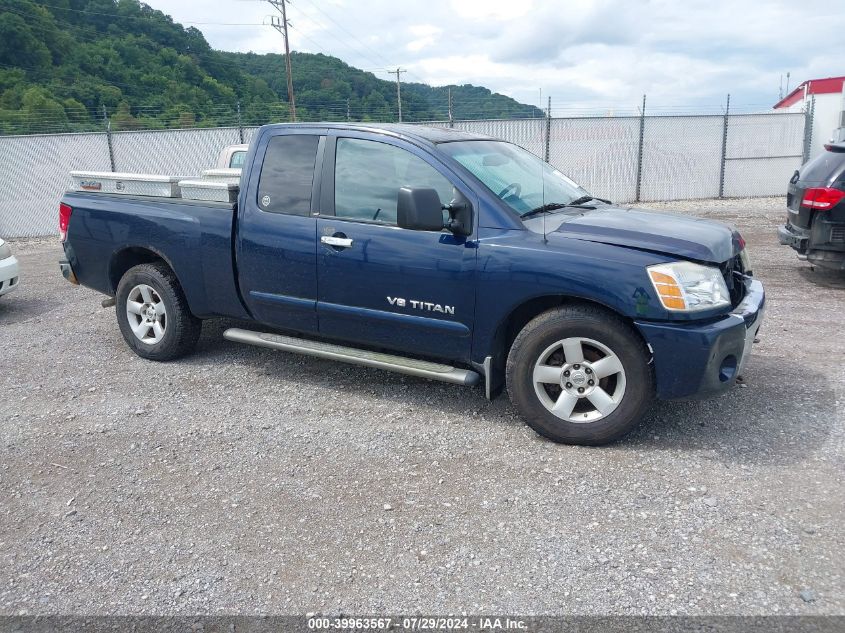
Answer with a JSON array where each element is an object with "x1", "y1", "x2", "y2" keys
[{"x1": 0, "y1": 0, "x2": 541, "y2": 134}]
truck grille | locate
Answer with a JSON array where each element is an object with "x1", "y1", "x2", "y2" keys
[
  {"x1": 721, "y1": 254, "x2": 747, "y2": 307},
  {"x1": 832, "y1": 226, "x2": 845, "y2": 243}
]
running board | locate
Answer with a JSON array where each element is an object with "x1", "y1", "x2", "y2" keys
[{"x1": 223, "y1": 328, "x2": 481, "y2": 386}]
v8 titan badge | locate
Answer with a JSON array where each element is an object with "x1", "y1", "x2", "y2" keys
[{"x1": 261, "y1": 195, "x2": 271, "y2": 207}]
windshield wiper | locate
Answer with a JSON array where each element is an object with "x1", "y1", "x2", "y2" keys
[
  {"x1": 571, "y1": 195, "x2": 612, "y2": 205},
  {"x1": 520, "y1": 197, "x2": 598, "y2": 219},
  {"x1": 519, "y1": 202, "x2": 569, "y2": 218}
]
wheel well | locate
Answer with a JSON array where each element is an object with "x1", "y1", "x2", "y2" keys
[
  {"x1": 108, "y1": 247, "x2": 169, "y2": 293},
  {"x1": 496, "y1": 295, "x2": 641, "y2": 364}
]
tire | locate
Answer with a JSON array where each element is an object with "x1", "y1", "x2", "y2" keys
[
  {"x1": 115, "y1": 262, "x2": 201, "y2": 361},
  {"x1": 506, "y1": 304, "x2": 654, "y2": 445}
]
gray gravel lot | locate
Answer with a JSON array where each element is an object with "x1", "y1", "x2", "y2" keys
[{"x1": 0, "y1": 197, "x2": 843, "y2": 616}]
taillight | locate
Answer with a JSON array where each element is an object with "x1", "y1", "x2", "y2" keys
[
  {"x1": 800, "y1": 187, "x2": 845, "y2": 211},
  {"x1": 59, "y1": 203, "x2": 72, "y2": 242}
]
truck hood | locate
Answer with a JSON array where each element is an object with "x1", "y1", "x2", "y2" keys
[{"x1": 533, "y1": 205, "x2": 740, "y2": 263}]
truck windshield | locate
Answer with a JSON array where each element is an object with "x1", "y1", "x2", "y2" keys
[{"x1": 438, "y1": 140, "x2": 589, "y2": 216}]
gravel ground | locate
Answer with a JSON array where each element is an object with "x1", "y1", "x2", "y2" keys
[{"x1": 0, "y1": 196, "x2": 843, "y2": 616}]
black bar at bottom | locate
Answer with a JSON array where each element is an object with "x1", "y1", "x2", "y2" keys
[{"x1": 0, "y1": 615, "x2": 841, "y2": 633}]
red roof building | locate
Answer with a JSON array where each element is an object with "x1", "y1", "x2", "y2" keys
[
  {"x1": 773, "y1": 75, "x2": 845, "y2": 159},
  {"x1": 773, "y1": 75, "x2": 845, "y2": 109}
]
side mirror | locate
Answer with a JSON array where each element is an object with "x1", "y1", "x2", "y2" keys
[{"x1": 397, "y1": 187, "x2": 445, "y2": 232}]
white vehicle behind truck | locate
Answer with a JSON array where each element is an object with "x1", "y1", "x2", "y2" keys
[
  {"x1": 216, "y1": 144, "x2": 248, "y2": 169},
  {"x1": 0, "y1": 238, "x2": 20, "y2": 298}
]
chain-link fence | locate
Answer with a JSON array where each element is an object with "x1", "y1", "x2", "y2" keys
[{"x1": 0, "y1": 111, "x2": 807, "y2": 237}]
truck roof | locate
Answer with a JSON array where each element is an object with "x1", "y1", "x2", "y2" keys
[{"x1": 258, "y1": 122, "x2": 492, "y2": 145}]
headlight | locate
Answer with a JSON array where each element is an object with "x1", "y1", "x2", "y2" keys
[
  {"x1": 647, "y1": 261, "x2": 730, "y2": 312},
  {"x1": 0, "y1": 241, "x2": 10, "y2": 260}
]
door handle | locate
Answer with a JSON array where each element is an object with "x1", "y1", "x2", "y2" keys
[{"x1": 321, "y1": 235, "x2": 353, "y2": 248}]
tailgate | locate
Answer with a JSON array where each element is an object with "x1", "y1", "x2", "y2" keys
[{"x1": 786, "y1": 178, "x2": 812, "y2": 229}]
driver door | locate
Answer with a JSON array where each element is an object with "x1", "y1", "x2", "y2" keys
[{"x1": 315, "y1": 131, "x2": 478, "y2": 362}]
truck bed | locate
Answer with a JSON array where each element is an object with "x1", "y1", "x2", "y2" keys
[{"x1": 61, "y1": 191, "x2": 249, "y2": 320}]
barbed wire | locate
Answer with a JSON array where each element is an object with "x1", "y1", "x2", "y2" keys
[{"x1": 0, "y1": 95, "x2": 797, "y2": 137}]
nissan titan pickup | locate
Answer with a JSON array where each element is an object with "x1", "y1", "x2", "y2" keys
[{"x1": 58, "y1": 123, "x2": 765, "y2": 445}]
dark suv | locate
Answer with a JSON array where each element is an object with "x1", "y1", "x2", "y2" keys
[{"x1": 779, "y1": 142, "x2": 845, "y2": 270}]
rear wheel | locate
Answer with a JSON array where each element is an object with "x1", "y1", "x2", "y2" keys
[
  {"x1": 115, "y1": 263, "x2": 201, "y2": 361},
  {"x1": 506, "y1": 305, "x2": 654, "y2": 445}
]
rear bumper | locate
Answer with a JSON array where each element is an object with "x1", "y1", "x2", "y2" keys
[
  {"x1": 59, "y1": 258, "x2": 79, "y2": 285},
  {"x1": 635, "y1": 279, "x2": 765, "y2": 400},
  {"x1": 779, "y1": 222, "x2": 845, "y2": 269},
  {"x1": 0, "y1": 255, "x2": 20, "y2": 296},
  {"x1": 778, "y1": 223, "x2": 809, "y2": 253}
]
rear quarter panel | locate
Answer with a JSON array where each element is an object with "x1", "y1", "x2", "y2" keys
[{"x1": 62, "y1": 192, "x2": 248, "y2": 319}]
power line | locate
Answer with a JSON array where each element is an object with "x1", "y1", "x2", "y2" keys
[
  {"x1": 12, "y1": 1, "x2": 433, "y2": 105},
  {"x1": 293, "y1": 0, "x2": 428, "y2": 84},
  {"x1": 295, "y1": 0, "x2": 393, "y2": 70}
]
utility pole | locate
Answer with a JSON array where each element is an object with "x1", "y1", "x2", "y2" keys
[
  {"x1": 390, "y1": 68, "x2": 406, "y2": 122},
  {"x1": 447, "y1": 87, "x2": 453, "y2": 127},
  {"x1": 267, "y1": 0, "x2": 296, "y2": 122}
]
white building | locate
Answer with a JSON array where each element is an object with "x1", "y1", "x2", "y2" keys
[{"x1": 774, "y1": 75, "x2": 845, "y2": 158}]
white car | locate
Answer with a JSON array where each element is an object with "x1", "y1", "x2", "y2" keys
[
  {"x1": 0, "y1": 238, "x2": 20, "y2": 298},
  {"x1": 216, "y1": 144, "x2": 248, "y2": 169}
]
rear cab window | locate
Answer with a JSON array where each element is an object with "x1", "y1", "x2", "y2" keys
[
  {"x1": 257, "y1": 135, "x2": 320, "y2": 215},
  {"x1": 229, "y1": 151, "x2": 246, "y2": 169}
]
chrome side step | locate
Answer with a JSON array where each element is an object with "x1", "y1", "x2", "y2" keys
[{"x1": 223, "y1": 328, "x2": 481, "y2": 386}]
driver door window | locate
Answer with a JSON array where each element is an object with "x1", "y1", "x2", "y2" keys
[{"x1": 334, "y1": 137, "x2": 453, "y2": 225}]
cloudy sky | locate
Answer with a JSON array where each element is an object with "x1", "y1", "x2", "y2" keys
[{"x1": 144, "y1": 0, "x2": 842, "y2": 112}]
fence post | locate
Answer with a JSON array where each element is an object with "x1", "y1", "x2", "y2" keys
[
  {"x1": 544, "y1": 96, "x2": 551, "y2": 162},
  {"x1": 635, "y1": 94, "x2": 646, "y2": 203},
  {"x1": 237, "y1": 101, "x2": 244, "y2": 144},
  {"x1": 718, "y1": 93, "x2": 730, "y2": 198},
  {"x1": 102, "y1": 105, "x2": 116, "y2": 172},
  {"x1": 802, "y1": 95, "x2": 815, "y2": 163}
]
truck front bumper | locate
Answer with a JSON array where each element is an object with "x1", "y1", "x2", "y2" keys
[{"x1": 635, "y1": 279, "x2": 765, "y2": 400}]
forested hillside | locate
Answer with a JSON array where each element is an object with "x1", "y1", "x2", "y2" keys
[{"x1": 0, "y1": 0, "x2": 542, "y2": 134}]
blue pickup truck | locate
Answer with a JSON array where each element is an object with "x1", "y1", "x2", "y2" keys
[{"x1": 59, "y1": 123, "x2": 764, "y2": 445}]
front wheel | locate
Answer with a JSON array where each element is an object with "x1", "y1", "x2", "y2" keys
[
  {"x1": 506, "y1": 305, "x2": 654, "y2": 445},
  {"x1": 115, "y1": 263, "x2": 201, "y2": 361}
]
